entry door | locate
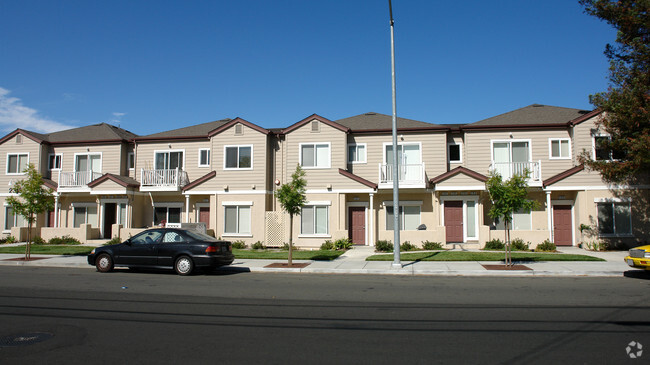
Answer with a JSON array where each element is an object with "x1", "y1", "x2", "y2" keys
[
  {"x1": 348, "y1": 207, "x2": 366, "y2": 245},
  {"x1": 47, "y1": 210, "x2": 55, "y2": 227},
  {"x1": 553, "y1": 205, "x2": 572, "y2": 246},
  {"x1": 199, "y1": 207, "x2": 210, "y2": 228},
  {"x1": 444, "y1": 201, "x2": 464, "y2": 243},
  {"x1": 103, "y1": 203, "x2": 116, "y2": 239}
]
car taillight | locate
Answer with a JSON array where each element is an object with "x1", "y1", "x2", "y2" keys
[{"x1": 205, "y1": 246, "x2": 217, "y2": 253}]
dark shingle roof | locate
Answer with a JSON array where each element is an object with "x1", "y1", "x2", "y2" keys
[
  {"x1": 467, "y1": 104, "x2": 591, "y2": 127},
  {"x1": 335, "y1": 112, "x2": 443, "y2": 131},
  {"x1": 138, "y1": 119, "x2": 231, "y2": 139},
  {"x1": 45, "y1": 123, "x2": 137, "y2": 143}
]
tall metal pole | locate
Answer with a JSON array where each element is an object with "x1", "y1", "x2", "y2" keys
[{"x1": 389, "y1": 0, "x2": 401, "y2": 268}]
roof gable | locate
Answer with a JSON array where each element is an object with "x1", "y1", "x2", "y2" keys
[
  {"x1": 208, "y1": 117, "x2": 269, "y2": 137},
  {"x1": 87, "y1": 173, "x2": 139, "y2": 188},
  {"x1": 283, "y1": 114, "x2": 349, "y2": 134},
  {"x1": 430, "y1": 167, "x2": 488, "y2": 184}
]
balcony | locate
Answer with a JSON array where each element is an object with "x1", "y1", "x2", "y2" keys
[
  {"x1": 378, "y1": 163, "x2": 426, "y2": 189},
  {"x1": 489, "y1": 161, "x2": 542, "y2": 186},
  {"x1": 58, "y1": 170, "x2": 103, "y2": 190},
  {"x1": 140, "y1": 168, "x2": 189, "y2": 191}
]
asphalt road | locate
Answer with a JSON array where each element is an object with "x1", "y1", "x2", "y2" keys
[{"x1": 0, "y1": 266, "x2": 648, "y2": 364}]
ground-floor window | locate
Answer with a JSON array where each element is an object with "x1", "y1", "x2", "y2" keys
[
  {"x1": 386, "y1": 205, "x2": 421, "y2": 230},
  {"x1": 224, "y1": 205, "x2": 251, "y2": 234},
  {"x1": 4, "y1": 206, "x2": 25, "y2": 231},
  {"x1": 74, "y1": 205, "x2": 98, "y2": 228},
  {"x1": 154, "y1": 206, "x2": 181, "y2": 226},
  {"x1": 597, "y1": 201, "x2": 631, "y2": 236},
  {"x1": 301, "y1": 205, "x2": 329, "y2": 235},
  {"x1": 495, "y1": 208, "x2": 532, "y2": 230}
]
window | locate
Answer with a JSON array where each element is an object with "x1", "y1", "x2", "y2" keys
[
  {"x1": 300, "y1": 143, "x2": 330, "y2": 168},
  {"x1": 448, "y1": 143, "x2": 462, "y2": 163},
  {"x1": 224, "y1": 146, "x2": 252, "y2": 169},
  {"x1": 75, "y1": 154, "x2": 101, "y2": 172},
  {"x1": 48, "y1": 154, "x2": 62, "y2": 170},
  {"x1": 199, "y1": 149, "x2": 210, "y2": 167},
  {"x1": 549, "y1": 139, "x2": 570, "y2": 159},
  {"x1": 301, "y1": 205, "x2": 329, "y2": 235},
  {"x1": 131, "y1": 230, "x2": 163, "y2": 245},
  {"x1": 154, "y1": 206, "x2": 181, "y2": 226},
  {"x1": 224, "y1": 205, "x2": 251, "y2": 234},
  {"x1": 348, "y1": 144, "x2": 366, "y2": 164},
  {"x1": 4, "y1": 207, "x2": 25, "y2": 231},
  {"x1": 597, "y1": 201, "x2": 631, "y2": 236},
  {"x1": 73, "y1": 205, "x2": 98, "y2": 228},
  {"x1": 495, "y1": 208, "x2": 532, "y2": 230},
  {"x1": 127, "y1": 153, "x2": 134, "y2": 170},
  {"x1": 386, "y1": 205, "x2": 421, "y2": 231},
  {"x1": 155, "y1": 151, "x2": 183, "y2": 170},
  {"x1": 594, "y1": 135, "x2": 625, "y2": 161},
  {"x1": 7, "y1": 153, "x2": 28, "y2": 174}
]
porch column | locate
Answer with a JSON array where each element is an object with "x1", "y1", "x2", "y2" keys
[
  {"x1": 546, "y1": 190, "x2": 553, "y2": 242},
  {"x1": 369, "y1": 193, "x2": 375, "y2": 246},
  {"x1": 54, "y1": 194, "x2": 59, "y2": 228},
  {"x1": 185, "y1": 195, "x2": 190, "y2": 223}
]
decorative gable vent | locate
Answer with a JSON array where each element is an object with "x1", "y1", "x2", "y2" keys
[
  {"x1": 235, "y1": 123, "x2": 244, "y2": 135},
  {"x1": 15, "y1": 134, "x2": 22, "y2": 144},
  {"x1": 311, "y1": 120, "x2": 320, "y2": 133}
]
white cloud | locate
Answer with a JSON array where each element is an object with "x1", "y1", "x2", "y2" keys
[{"x1": 0, "y1": 87, "x2": 77, "y2": 133}]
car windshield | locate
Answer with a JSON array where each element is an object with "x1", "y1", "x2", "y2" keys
[{"x1": 184, "y1": 230, "x2": 219, "y2": 242}]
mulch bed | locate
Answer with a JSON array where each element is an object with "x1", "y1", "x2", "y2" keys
[
  {"x1": 3, "y1": 257, "x2": 48, "y2": 262},
  {"x1": 264, "y1": 263, "x2": 310, "y2": 268},
  {"x1": 482, "y1": 264, "x2": 532, "y2": 271}
]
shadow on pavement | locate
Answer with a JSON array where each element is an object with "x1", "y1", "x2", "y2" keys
[{"x1": 623, "y1": 270, "x2": 650, "y2": 280}]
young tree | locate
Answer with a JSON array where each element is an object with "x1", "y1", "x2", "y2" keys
[
  {"x1": 276, "y1": 165, "x2": 307, "y2": 266},
  {"x1": 486, "y1": 171, "x2": 537, "y2": 266},
  {"x1": 6, "y1": 164, "x2": 55, "y2": 260},
  {"x1": 577, "y1": 0, "x2": 650, "y2": 183}
]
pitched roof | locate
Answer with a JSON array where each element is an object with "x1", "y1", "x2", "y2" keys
[
  {"x1": 338, "y1": 169, "x2": 377, "y2": 189},
  {"x1": 429, "y1": 166, "x2": 488, "y2": 184},
  {"x1": 283, "y1": 114, "x2": 349, "y2": 134},
  {"x1": 136, "y1": 119, "x2": 231, "y2": 140},
  {"x1": 45, "y1": 123, "x2": 137, "y2": 143},
  {"x1": 208, "y1": 117, "x2": 269, "y2": 137},
  {"x1": 542, "y1": 165, "x2": 585, "y2": 187},
  {"x1": 88, "y1": 173, "x2": 139, "y2": 188},
  {"x1": 182, "y1": 171, "x2": 216, "y2": 192},
  {"x1": 464, "y1": 104, "x2": 592, "y2": 129},
  {"x1": 336, "y1": 112, "x2": 445, "y2": 132}
]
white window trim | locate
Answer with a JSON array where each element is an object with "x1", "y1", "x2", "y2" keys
[
  {"x1": 72, "y1": 204, "x2": 98, "y2": 228},
  {"x1": 222, "y1": 201, "x2": 253, "y2": 206},
  {"x1": 493, "y1": 209, "x2": 533, "y2": 231},
  {"x1": 3, "y1": 205, "x2": 24, "y2": 232},
  {"x1": 127, "y1": 152, "x2": 135, "y2": 170},
  {"x1": 595, "y1": 200, "x2": 633, "y2": 237},
  {"x1": 439, "y1": 196, "x2": 479, "y2": 241},
  {"x1": 299, "y1": 204, "x2": 330, "y2": 237},
  {"x1": 198, "y1": 148, "x2": 211, "y2": 168},
  {"x1": 448, "y1": 142, "x2": 463, "y2": 163},
  {"x1": 223, "y1": 204, "x2": 252, "y2": 235},
  {"x1": 592, "y1": 134, "x2": 620, "y2": 161},
  {"x1": 385, "y1": 203, "x2": 421, "y2": 231},
  {"x1": 299, "y1": 142, "x2": 331, "y2": 169},
  {"x1": 73, "y1": 152, "x2": 103, "y2": 172},
  {"x1": 153, "y1": 150, "x2": 185, "y2": 170},
  {"x1": 548, "y1": 138, "x2": 571, "y2": 160},
  {"x1": 48, "y1": 153, "x2": 62, "y2": 171},
  {"x1": 381, "y1": 142, "x2": 423, "y2": 164},
  {"x1": 6, "y1": 152, "x2": 29, "y2": 175},
  {"x1": 347, "y1": 143, "x2": 367, "y2": 164},
  {"x1": 153, "y1": 203, "x2": 184, "y2": 226},
  {"x1": 490, "y1": 139, "x2": 533, "y2": 163},
  {"x1": 223, "y1": 145, "x2": 253, "y2": 170}
]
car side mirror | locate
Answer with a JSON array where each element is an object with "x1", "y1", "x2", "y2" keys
[{"x1": 124, "y1": 239, "x2": 132, "y2": 246}]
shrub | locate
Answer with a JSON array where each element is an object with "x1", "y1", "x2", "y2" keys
[
  {"x1": 510, "y1": 238, "x2": 530, "y2": 251},
  {"x1": 400, "y1": 241, "x2": 418, "y2": 251},
  {"x1": 333, "y1": 238, "x2": 353, "y2": 250},
  {"x1": 320, "y1": 240, "x2": 334, "y2": 250},
  {"x1": 375, "y1": 240, "x2": 393, "y2": 252},
  {"x1": 484, "y1": 239, "x2": 504, "y2": 250},
  {"x1": 584, "y1": 240, "x2": 612, "y2": 251},
  {"x1": 422, "y1": 241, "x2": 444, "y2": 250},
  {"x1": 231, "y1": 240, "x2": 247, "y2": 249},
  {"x1": 251, "y1": 241, "x2": 265, "y2": 250},
  {"x1": 32, "y1": 236, "x2": 46, "y2": 245},
  {"x1": 5, "y1": 236, "x2": 16, "y2": 244},
  {"x1": 282, "y1": 242, "x2": 290, "y2": 250},
  {"x1": 48, "y1": 235, "x2": 82, "y2": 245},
  {"x1": 536, "y1": 239, "x2": 556, "y2": 252},
  {"x1": 104, "y1": 237, "x2": 122, "y2": 246}
]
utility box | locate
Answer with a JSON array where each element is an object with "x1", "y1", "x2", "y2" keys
[{"x1": 180, "y1": 222, "x2": 207, "y2": 235}]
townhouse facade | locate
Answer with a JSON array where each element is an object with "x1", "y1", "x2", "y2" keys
[{"x1": 1, "y1": 104, "x2": 648, "y2": 249}]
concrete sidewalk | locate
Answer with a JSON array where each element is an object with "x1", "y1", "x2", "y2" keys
[{"x1": 0, "y1": 245, "x2": 640, "y2": 277}]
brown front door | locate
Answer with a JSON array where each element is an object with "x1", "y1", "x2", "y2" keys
[
  {"x1": 348, "y1": 207, "x2": 366, "y2": 245},
  {"x1": 553, "y1": 205, "x2": 572, "y2": 246},
  {"x1": 199, "y1": 207, "x2": 210, "y2": 228},
  {"x1": 445, "y1": 201, "x2": 464, "y2": 243},
  {"x1": 47, "y1": 210, "x2": 55, "y2": 227}
]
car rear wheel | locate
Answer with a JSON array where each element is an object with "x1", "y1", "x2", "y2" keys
[
  {"x1": 174, "y1": 256, "x2": 194, "y2": 276},
  {"x1": 96, "y1": 253, "x2": 114, "y2": 273}
]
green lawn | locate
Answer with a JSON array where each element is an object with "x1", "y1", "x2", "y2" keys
[
  {"x1": 0, "y1": 245, "x2": 94, "y2": 256},
  {"x1": 233, "y1": 249, "x2": 344, "y2": 261},
  {"x1": 367, "y1": 251, "x2": 605, "y2": 262}
]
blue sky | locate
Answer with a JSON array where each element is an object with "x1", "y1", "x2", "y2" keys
[{"x1": 0, "y1": 0, "x2": 615, "y2": 135}]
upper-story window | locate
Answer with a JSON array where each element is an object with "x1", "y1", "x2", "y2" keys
[
  {"x1": 224, "y1": 145, "x2": 252, "y2": 169},
  {"x1": 127, "y1": 153, "x2": 135, "y2": 170},
  {"x1": 593, "y1": 135, "x2": 625, "y2": 161},
  {"x1": 300, "y1": 143, "x2": 330, "y2": 169},
  {"x1": 155, "y1": 151, "x2": 183, "y2": 170},
  {"x1": 75, "y1": 153, "x2": 101, "y2": 172},
  {"x1": 347, "y1": 143, "x2": 366, "y2": 164},
  {"x1": 48, "y1": 154, "x2": 62, "y2": 170},
  {"x1": 198, "y1": 148, "x2": 210, "y2": 167},
  {"x1": 549, "y1": 138, "x2": 571, "y2": 159},
  {"x1": 6, "y1": 153, "x2": 29, "y2": 174},
  {"x1": 448, "y1": 143, "x2": 462, "y2": 163}
]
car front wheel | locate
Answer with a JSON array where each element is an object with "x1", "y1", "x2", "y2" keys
[
  {"x1": 174, "y1": 256, "x2": 194, "y2": 276},
  {"x1": 96, "y1": 253, "x2": 114, "y2": 273}
]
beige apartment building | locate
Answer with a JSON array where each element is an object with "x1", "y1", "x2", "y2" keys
[{"x1": 0, "y1": 104, "x2": 647, "y2": 249}]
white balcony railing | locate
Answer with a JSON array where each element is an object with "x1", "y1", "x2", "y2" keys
[
  {"x1": 489, "y1": 161, "x2": 542, "y2": 184},
  {"x1": 140, "y1": 168, "x2": 189, "y2": 190},
  {"x1": 58, "y1": 170, "x2": 103, "y2": 188},
  {"x1": 379, "y1": 163, "x2": 425, "y2": 188}
]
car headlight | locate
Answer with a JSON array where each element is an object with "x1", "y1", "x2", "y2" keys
[{"x1": 646, "y1": 252, "x2": 650, "y2": 258}]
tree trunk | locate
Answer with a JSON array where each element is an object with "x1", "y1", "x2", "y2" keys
[
  {"x1": 288, "y1": 214, "x2": 293, "y2": 266},
  {"x1": 25, "y1": 216, "x2": 33, "y2": 260},
  {"x1": 505, "y1": 221, "x2": 511, "y2": 266}
]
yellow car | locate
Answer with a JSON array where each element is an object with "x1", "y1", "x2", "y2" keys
[{"x1": 625, "y1": 245, "x2": 650, "y2": 270}]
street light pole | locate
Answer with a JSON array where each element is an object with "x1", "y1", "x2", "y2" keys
[{"x1": 388, "y1": 0, "x2": 401, "y2": 268}]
